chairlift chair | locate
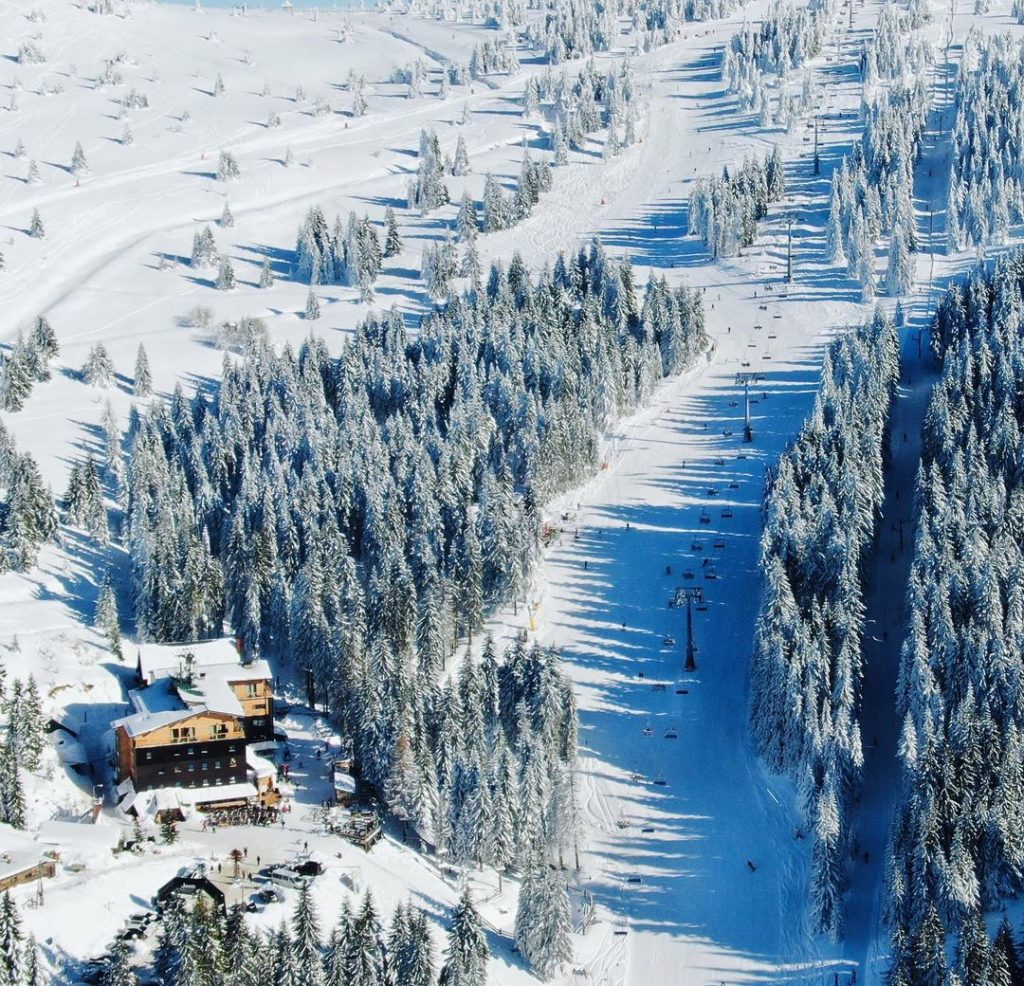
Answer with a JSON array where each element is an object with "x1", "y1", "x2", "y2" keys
[
  {"x1": 675, "y1": 684, "x2": 690, "y2": 694},
  {"x1": 699, "y1": 510, "x2": 711, "y2": 524},
  {"x1": 664, "y1": 728, "x2": 678, "y2": 739},
  {"x1": 662, "y1": 636, "x2": 676, "y2": 647},
  {"x1": 683, "y1": 569, "x2": 695, "y2": 580},
  {"x1": 641, "y1": 725, "x2": 654, "y2": 738},
  {"x1": 653, "y1": 775, "x2": 667, "y2": 787},
  {"x1": 713, "y1": 537, "x2": 725, "y2": 548},
  {"x1": 696, "y1": 598, "x2": 709, "y2": 611},
  {"x1": 704, "y1": 567, "x2": 718, "y2": 580},
  {"x1": 721, "y1": 507, "x2": 733, "y2": 519},
  {"x1": 691, "y1": 540, "x2": 703, "y2": 551}
]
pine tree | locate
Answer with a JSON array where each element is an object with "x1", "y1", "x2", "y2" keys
[
  {"x1": 0, "y1": 743, "x2": 24, "y2": 829},
  {"x1": 259, "y1": 256, "x2": 275, "y2": 289},
  {"x1": 213, "y1": 73, "x2": 225, "y2": 97},
  {"x1": 439, "y1": 886, "x2": 488, "y2": 986},
  {"x1": 82, "y1": 343, "x2": 114, "y2": 387},
  {"x1": 121, "y1": 124, "x2": 133, "y2": 146},
  {"x1": 221, "y1": 201, "x2": 235, "y2": 227},
  {"x1": 95, "y1": 572, "x2": 123, "y2": 659},
  {"x1": 161, "y1": 818, "x2": 178, "y2": 844},
  {"x1": 292, "y1": 882, "x2": 324, "y2": 986},
  {"x1": 216, "y1": 255, "x2": 236, "y2": 291},
  {"x1": 384, "y1": 207, "x2": 402, "y2": 258},
  {"x1": 28, "y1": 209, "x2": 44, "y2": 239},
  {"x1": 514, "y1": 849, "x2": 572, "y2": 980},
  {"x1": 305, "y1": 289, "x2": 321, "y2": 321},
  {"x1": 26, "y1": 160, "x2": 40, "y2": 185},
  {"x1": 0, "y1": 893, "x2": 23, "y2": 986},
  {"x1": 70, "y1": 140, "x2": 88, "y2": 176},
  {"x1": 17, "y1": 676, "x2": 44, "y2": 770},
  {"x1": 217, "y1": 150, "x2": 240, "y2": 181},
  {"x1": 101, "y1": 938, "x2": 138, "y2": 986},
  {"x1": 133, "y1": 343, "x2": 152, "y2": 397},
  {"x1": 21, "y1": 936, "x2": 40, "y2": 986}
]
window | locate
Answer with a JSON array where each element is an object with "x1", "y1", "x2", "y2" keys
[
  {"x1": 201, "y1": 762, "x2": 208, "y2": 771},
  {"x1": 214, "y1": 761, "x2": 222, "y2": 770},
  {"x1": 172, "y1": 727, "x2": 196, "y2": 743},
  {"x1": 174, "y1": 766, "x2": 182, "y2": 775},
  {"x1": 229, "y1": 758, "x2": 237, "y2": 768},
  {"x1": 211, "y1": 724, "x2": 228, "y2": 740},
  {"x1": 188, "y1": 764, "x2": 195, "y2": 773},
  {"x1": 246, "y1": 683, "x2": 259, "y2": 698},
  {"x1": 144, "y1": 752, "x2": 152, "y2": 761},
  {"x1": 251, "y1": 718, "x2": 265, "y2": 727},
  {"x1": 186, "y1": 747, "x2": 195, "y2": 756}
]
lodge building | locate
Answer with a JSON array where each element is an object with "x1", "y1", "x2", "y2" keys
[{"x1": 113, "y1": 639, "x2": 278, "y2": 814}]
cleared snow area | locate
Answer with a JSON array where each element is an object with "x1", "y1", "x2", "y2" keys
[{"x1": 0, "y1": 0, "x2": 1017, "y2": 981}]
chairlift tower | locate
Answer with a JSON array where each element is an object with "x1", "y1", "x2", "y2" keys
[
  {"x1": 676, "y1": 587, "x2": 704, "y2": 671},
  {"x1": 736, "y1": 372, "x2": 756, "y2": 443}
]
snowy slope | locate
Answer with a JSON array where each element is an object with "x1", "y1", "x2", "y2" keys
[{"x1": 0, "y1": 0, "x2": 1022, "y2": 981}]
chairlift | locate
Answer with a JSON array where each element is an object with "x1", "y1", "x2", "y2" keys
[
  {"x1": 664, "y1": 728, "x2": 678, "y2": 739},
  {"x1": 704, "y1": 567, "x2": 718, "y2": 580},
  {"x1": 683, "y1": 569, "x2": 695, "y2": 580},
  {"x1": 723, "y1": 429, "x2": 733, "y2": 437},
  {"x1": 728, "y1": 481, "x2": 739, "y2": 489},
  {"x1": 691, "y1": 540, "x2": 703, "y2": 551},
  {"x1": 696, "y1": 597, "x2": 708, "y2": 612},
  {"x1": 729, "y1": 399, "x2": 738, "y2": 407},
  {"x1": 641, "y1": 825, "x2": 655, "y2": 833},
  {"x1": 613, "y1": 919, "x2": 629, "y2": 936},
  {"x1": 641, "y1": 726, "x2": 654, "y2": 738},
  {"x1": 662, "y1": 636, "x2": 676, "y2": 647},
  {"x1": 768, "y1": 333, "x2": 778, "y2": 340},
  {"x1": 741, "y1": 361, "x2": 751, "y2": 367},
  {"x1": 699, "y1": 510, "x2": 711, "y2": 525},
  {"x1": 630, "y1": 771, "x2": 644, "y2": 782},
  {"x1": 653, "y1": 775, "x2": 667, "y2": 787},
  {"x1": 713, "y1": 537, "x2": 725, "y2": 549},
  {"x1": 714, "y1": 457, "x2": 725, "y2": 466},
  {"x1": 675, "y1": 684, "x2": 690, "y2": 694},
  {"x1": 747, "y1": 342, "x2": 758, "y2": 348},
  {"x1": 705, "y1": 487, "x2": 718, "y2": 497},
  {"x1": 653, "y1": 683, "x2": 666, "y2": 692},
  {"x1": 721, "y1": 507, "x2": 734, "y2": 519},
  {"x1": 753, "y1": 323, "x2": 763, "y2": 330},
  {"x1": 616, "y1": 812, "x2": 629, "y2": 829},
  {"x1": 626, "y1": 874, "x2": 643, "y2": 884},
  {"x1": 736, "y1": 452, "x2": 747, "y2": 460},
  {"x1": 762, "y1": 354, "x2": 773, "y2": 360}
]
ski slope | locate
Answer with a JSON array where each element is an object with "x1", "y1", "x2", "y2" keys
[{"x1": 0, "y1": 0, "x2": 1021, "y2": 980}]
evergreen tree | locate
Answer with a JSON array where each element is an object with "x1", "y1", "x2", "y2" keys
[
  {"x1": 260, "y1": 256, "x2": 275, "y2": 289},
  {"x1": 439, "y1": 887, "x2": 488, "y2": 986},
  {"x1": 0, "y1": 893, "x2": 23, "y2": 986},
  {"x1": 216, "y1": 255, "x2": 237, "y2": 291},
  {"x1": 134, "y1": 343, "x2": 152, "y2": 397},
  {"x1": 71, "y1": 140, "x2": 89, "y2": 176},
  {"x1": 305, "y1": 289, "x2": 321, "y2": 321},
  {"x1": 28, "y1": 209, "x2": 44, "y2": 239},
  {"x1": 383, "y1": 207, "x2": 402, "y2": 258},
  {"x1": 82, "y1": 344, "x2": 114, "y2": 387}
]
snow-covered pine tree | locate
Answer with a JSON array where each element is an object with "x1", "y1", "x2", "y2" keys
[
  {"x1": 82, "y1": 344, "x2": 114, "y2": 387},
  {"x1": 70, "y1": 140, "x2": 88, "y2": 176},
  {"x1": 28, "y1": 208, "x2": 44, "y2": 239},
  {"x1": 216, "y1": 255, "x2": 236, "y2": 290},
  {"x1": 305, "y1": 289, "x2": 321, "y2": 321},
  {"x1": 439, "y1": 886, "x2": 488, "y2": 986},
  {"x1": 383, "y1": 207, "x2": 402, "y2": 258},
  {"x1": 133, "y1": 344, "x2": 152, "y2": 397}
]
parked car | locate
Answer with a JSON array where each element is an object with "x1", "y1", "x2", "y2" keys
[
  {"x1": 291, "y1": 860, "x2": 324, "y2": 878},
  {"x1": 256, "y1": 887, "x2": 283, "y2": 904},
  {"x1": 267, "y1": 868, "x2": 311, "y2": 890}
]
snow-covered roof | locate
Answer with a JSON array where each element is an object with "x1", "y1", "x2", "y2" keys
[
  {"x1": 333, "y1": 772, "x2": 357, "y2": 794},
  {"x1": 114, "y1": 656, "x2": 273, "y2": 738},
  {"x1": 52, "y1": 732, "x2": 88, "y2": 766},
  {"x1": 35, "y1": 820, "x2": 121, "y2": 852},
  {"x1": 136, "y1": 638, "x2": 243, "y2": 685},
  {"x1": 246, "y1": 747, "x2": 276, "y2": 779},
  {"x1": 0, "y1": 823, "x2": 47, "y2": 880}
]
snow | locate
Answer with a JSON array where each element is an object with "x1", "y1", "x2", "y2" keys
[{"x1": 0, "y1": 0, "x2": 1019, "y2": 980}]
